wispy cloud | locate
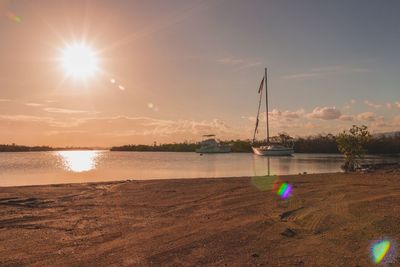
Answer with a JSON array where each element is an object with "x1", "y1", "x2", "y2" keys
[
  {"x1": 0, "y1": 114, "x2": 85, "y2": 128},
  {"x1": 25, "y1": 103, "x2": 43, "y2": 107},
  {"x1": 281, "y1": 65, "x2": 371, "y2": 80},
  {"x1": 45, "y1": 130, "x2": 88, "y2": 136},
  {"x1": 43, "y1": 107, "x2": 90, "y2": 114},
  {"x1": 0, "y1": 114, "x2": 53, "y2": 123},
  {"x1": 4, "y1": 114, "x2": 234, "y2": 138},
  {"x1": 281, "y1": 73, "x2": 321, "y2": 80},
  {"x1": 0, "y1": 99, "x2": 11, "y2": 102}
]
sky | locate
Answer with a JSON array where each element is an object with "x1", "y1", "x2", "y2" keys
[{"x1": 0, "y1": 0, "x2": 399, "y2": 146}]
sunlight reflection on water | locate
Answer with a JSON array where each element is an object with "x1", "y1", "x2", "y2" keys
[{"x1": 55, "y1": 151, "x2": 100, "y2": 172}]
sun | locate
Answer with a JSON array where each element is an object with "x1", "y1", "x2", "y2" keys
[{"x1": 60, "y1": 43, "x2": 99, "y2": 79}]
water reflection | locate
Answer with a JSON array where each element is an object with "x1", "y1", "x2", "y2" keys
[{"x1": 56, "y1": 151, "x2": 100, "y2": 172}]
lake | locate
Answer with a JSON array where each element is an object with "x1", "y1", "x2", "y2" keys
[{"x1": 0, "y1": 151, "x2": 390, "y2": 186}]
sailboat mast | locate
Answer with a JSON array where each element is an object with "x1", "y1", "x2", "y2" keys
[{"x1": 265, "y1": 68, "x2": 270, "y2": 143}]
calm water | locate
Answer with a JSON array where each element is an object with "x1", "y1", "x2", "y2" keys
[{"x1": 0, "y1": 151, "x2": 389, "y2": 186}]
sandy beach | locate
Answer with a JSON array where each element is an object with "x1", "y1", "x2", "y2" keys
[{"x1": 1, "y1": 170, "x2": 400, "y2": 266}]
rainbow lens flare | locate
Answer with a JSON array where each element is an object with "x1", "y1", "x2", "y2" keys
[
  {"x1": 277, "y1": 182, "x2": 292, "y2": 200},
  {"x1": 7, "y1": 12, "x2": 21, "y2": 23},
  {"x1": 371, "y1": 240, "x2": 391, "y2": 264}
]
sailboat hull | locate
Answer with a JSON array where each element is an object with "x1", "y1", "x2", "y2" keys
[{"x1": 252, "y1": 146, "x2": 294, "y2": 156}]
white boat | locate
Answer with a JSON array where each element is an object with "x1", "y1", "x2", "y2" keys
[
  {"x1": 251, "y1": 68, "x2": 294, "y2": 156},
  {"x1": 196, "y1": 135, "x2": 231, "y2": 153},
  {"x1": 252, "y1": 145, "x2": 294, "y2": 156}
]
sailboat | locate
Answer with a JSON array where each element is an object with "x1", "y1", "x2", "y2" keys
[{"x1": 251, "y1": 68, "x2": 294, "y2": 156}]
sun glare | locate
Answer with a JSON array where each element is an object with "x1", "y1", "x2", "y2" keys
[
  {"x1": 61, "y1": 43, "x2": 99, "y2": 79},
  {"x1": 56, "y1": 151, "x2": 100, "y2": 172}
]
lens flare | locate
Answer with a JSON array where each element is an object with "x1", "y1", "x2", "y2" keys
[
  {"x1": 7, "y1": 12, "x2": 21, "y2": 23},
  {"x1": 277, "y1": 182, "x2": 292, "y2": 200},
  {"x1": 371, "y1": 240, "x2": 391, "y2": 264}
]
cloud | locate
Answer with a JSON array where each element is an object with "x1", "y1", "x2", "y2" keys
[
  {"x1": 243, "y1": 109, "x2": 305, "y2": 124},
  {"x1": 281, "y1": 65, "x2": 370, "y2": 80},
  {"x1": 268, "y1": 109, "x2": 305, "y2": 121},
  {"x1": 25, "y1": 103, "x2": 43, "y2": 107},
  {"x1": 0, "y1": 114, "x2": 84, "y2": 128},
  {"x1": 138, "y1": 118, "x2": 231, "y2": 136},
  {"x1": 386, "y1": 103, "x2": 392, "y2": 109},
  {"x1": 280, "y1": 73, "x2": 320, "y2": 80},
  {"x1": 339, "y1": 115, "x2": 354, "y2": 121},
  {"x1": 308, "y1": 107, "x2": 341, "y2": 120},
  {"x1": 357, "y1": 112, "x2": 377, "y2": 122},
  {"x1": 396, "y1": 101, "x2": 400, "y2": 109},
  {"x1": 0, "y1": 99, "x2": 11, "y2": 102},
  {"x1": 0, "y1": 115, "x2": 53, "y2": 122},
  {"x1": 45, "y1": 130, "x2": 88, "y2": 136},
  {"x1": 364, "y1": 100, "x2": 382, "y2": 109},
  {"x1": 283, "y1": 109, "x2": 305, "y2": 119},
  {"x1": 43, "y1": 108, "x2": 90, "y2": 114},
  {"x1": 43, "y1": 115, "x2": 233, "y2": 137},
  {"x1": 0, "y1": 113, "x2": 241, "y2": 144}
]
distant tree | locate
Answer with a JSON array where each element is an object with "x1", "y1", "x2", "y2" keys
[
  {"x1": 228, "y1": 139, "x2": 252, "y2": 152},
  {"x1": 336, "y1": 125, "x2": 371, "y2": 172},
  {"x1": 278, "y1": 132, "x2": 293, "y2": 146},
  {"x1": 293, "y1": 134, "x2": 339, "y2": 153}
]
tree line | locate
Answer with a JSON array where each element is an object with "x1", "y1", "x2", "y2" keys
[
  {"x1": 110, "y1": 143, "x2": 198, "y2": 152},
  {"x1": 1, "y1": 131, "x2": 399, "y2": 154},
  {"x1": 0, "y1": 144, "x2": 95, "y2": 152},
  {"x1": 110, "y1": 132, "x2": 400, "y2": 154},
  {"x1": 0, "y1": 144, "x2": 53, "y2": 152}
]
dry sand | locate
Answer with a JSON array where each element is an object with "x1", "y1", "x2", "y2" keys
[{"x1": 1, "y1": 171, "x2": 400, "y2": 266}]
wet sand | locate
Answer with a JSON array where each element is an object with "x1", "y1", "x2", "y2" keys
[{"x1": 1, "y1": 171, "x2": 400, "y2": 266}]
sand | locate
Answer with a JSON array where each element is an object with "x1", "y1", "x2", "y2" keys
[{"x1": 1, "y1": 170, "x2": 400, "y2": 266}]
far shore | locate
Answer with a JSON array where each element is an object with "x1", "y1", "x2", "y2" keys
[{"x1": 1, "y1": 169, "x2": 400, "y2": 266}]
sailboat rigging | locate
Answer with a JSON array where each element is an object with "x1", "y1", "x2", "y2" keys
[{"x1": 251, "y1": 68, "x2": 294, "y2": 156}]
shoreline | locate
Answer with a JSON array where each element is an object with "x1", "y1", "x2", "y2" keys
[
  {"x1": 1, "y1": 170, "x2": 400, "y2": 266},
  {"x1": 0, "y1": 172, "x2": 342, "y2": 188}
]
